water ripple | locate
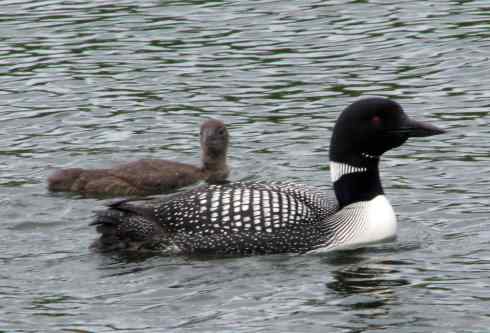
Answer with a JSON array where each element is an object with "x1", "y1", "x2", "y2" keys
[{"x1": 1, "y1": 0, "x2": 490, "y2": 332}]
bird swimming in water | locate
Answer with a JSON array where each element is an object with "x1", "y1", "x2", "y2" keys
[
  {"x1": 91, "y1": 98, "x2": 445, "y2": 255},
  {"x1": 48, "y1": 119, "x2": 230, "y2": 197}
]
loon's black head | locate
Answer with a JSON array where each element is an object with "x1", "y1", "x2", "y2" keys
[
  {"x1": 200, "y1": 119, "x2": 229, "y2": 157},
  {"x1": 329, "y1": 97, "x2": 445, "y2": 164},
  {"x1": 329, "y1": 97, "x2": 445, "y2": 207}
]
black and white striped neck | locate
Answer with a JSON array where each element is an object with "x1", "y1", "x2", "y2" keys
[{"x1": 330, "y1": 153, "x2": 383, "y2": 208}]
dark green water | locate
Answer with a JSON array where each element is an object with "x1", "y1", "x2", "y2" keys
[{"x1": 1, "y1": 0, "x2": 489, "y2": 332}]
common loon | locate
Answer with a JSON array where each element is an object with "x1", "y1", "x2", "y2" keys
[
  {"x1": 48, "y1": 119, "x2": 230, "y2": 197},
  {"x1": 91, "y1": 98, "x2": 445, "y2": 255}
]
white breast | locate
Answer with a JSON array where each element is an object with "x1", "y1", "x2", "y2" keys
[{"x1": 309, "y1": 195, "x2": 397, "y2": 253}]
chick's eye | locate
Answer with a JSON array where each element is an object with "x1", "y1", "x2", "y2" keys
[{"x1": 371, "y1": 115, "x2": 382, "y2": 126}]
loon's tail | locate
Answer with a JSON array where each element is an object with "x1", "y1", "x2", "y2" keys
[{"x1": 90, "y1": 199, "x2": 164, "y2": 252}]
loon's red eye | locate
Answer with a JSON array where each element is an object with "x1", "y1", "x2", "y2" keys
[{"x1": 371, "y1": 115, "x2": 381, "y2": 126}]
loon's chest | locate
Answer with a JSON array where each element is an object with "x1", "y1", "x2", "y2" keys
[{"x1": 310, "y1": 194, "x2": 397, "y2": 252}]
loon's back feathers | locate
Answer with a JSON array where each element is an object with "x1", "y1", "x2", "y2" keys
[
  {"x1": 92, "y1": 182, "x2": 339, "y2": 254},
  {"x1": 91, "y1": 97, "x2": 445, "y2": 255}
]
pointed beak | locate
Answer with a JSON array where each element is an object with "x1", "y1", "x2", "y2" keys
[{"x1": 394, "y1": 117, "x2": 446, "y2": 137}]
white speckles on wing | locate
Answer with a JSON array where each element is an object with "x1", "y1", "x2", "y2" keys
[
  {"x1": 271, "y1": 191, "x2": 278, "y2": 208},
  {"x1": 233, "y1": 191, "x2": 241, "y2": 208},
  {"x1": 152, "y1": 182, "x2": 339, "y2": 253},
  {"x1": 262, "y1": 191, "x2": 270, "y2": 209},
  {"x1": 211, "y1": 192, "x2": 220, "y2": 209},
  {"x1": 273, "y1": 215, "x2": 280, "y2": 227},
  {"x1": 263, "y1": 207, "x2": 271, "y2": 219},
  {"x1": 243, "y1": 189, "x2": 250, "y2": 202},
  {"x1": 221, "y1": 190, "x2": 230, "y2": 200},
  {"x1": 253, "y1": 190, "x2": 261, "y2": 206}
]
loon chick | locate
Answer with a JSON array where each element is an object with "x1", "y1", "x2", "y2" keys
[
  {"x1": 48, "y1": 119, "x2": 229, "y2": 197},
  {"x1": 91, "y1": 98, "x2": 445, "y2": 255}
]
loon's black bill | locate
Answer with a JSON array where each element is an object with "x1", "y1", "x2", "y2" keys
[{"x1": 396, "y1": 118, "x2": 446, "y2": 137}]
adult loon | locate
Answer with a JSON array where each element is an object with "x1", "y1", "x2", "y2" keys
[
  {"x1": 48, "y1": 119, "x2": 230, "y2": 197},
  {"x1": 91, "y1": 98, "x2": 445, "y2": 255}
]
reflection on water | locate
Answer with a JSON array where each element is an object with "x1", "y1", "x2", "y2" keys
[
  {"x1": 327, "y1": 261, "x2": 410, "y2": 296},
  {"x1": 1, "y1": 0, "x2": 490, "y2": 332},
  {"x1": 325, "y1": 251, "x2": 408, "y2": 308}
]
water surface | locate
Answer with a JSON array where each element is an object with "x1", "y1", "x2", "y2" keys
[{"x1": 1, "y1": 0, "x2": 490, "y2": 332}]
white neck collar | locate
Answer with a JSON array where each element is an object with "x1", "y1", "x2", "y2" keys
[{"x1": 330, "y1": 161, "x2": 367, "y2": 183}]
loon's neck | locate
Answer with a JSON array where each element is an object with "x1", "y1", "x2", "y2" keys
[
  {"x1": 202, "y1": 153, "x2": 227, "y2": 171},
  {"x1": 201, "y1": 149, "x2": 229, "y2": 183},
  {"x1": 330, "y1": 153, "x2": 383, "y2": 208}
]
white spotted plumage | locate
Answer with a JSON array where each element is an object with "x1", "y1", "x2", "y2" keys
[{"x1": 143, "y1": 181, "x2": 398, "y2": 254}]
